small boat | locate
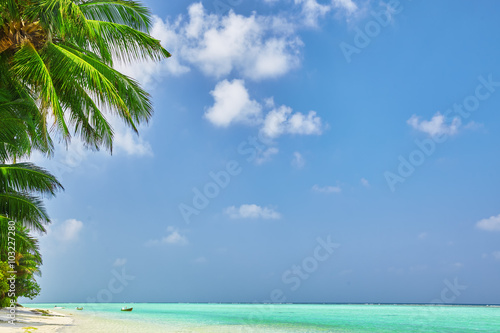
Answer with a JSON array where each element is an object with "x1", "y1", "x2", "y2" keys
[
  {"x1": 121, "y1": 307, "x2": 133, "y2": 311},
  {"x1": 76, "y1": 307, "x2": 83, "y2": 310}
]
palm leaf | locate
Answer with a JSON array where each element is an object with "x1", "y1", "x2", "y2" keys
[
  {"x1": 10, "y1": 41, "x2": 70, "y2": 141},
  {"x1": 86, "y1": 20, "x2": 170, "y2": 64},
  {"x1": 79, "y1": 0, "x2": 152, "y2": 32},
  {"x1": 0, "y1": 163, "x2": 63, "y2": 196},
  {"x1": 0, "y1": 192, "x2": 49, "y2": 232}
]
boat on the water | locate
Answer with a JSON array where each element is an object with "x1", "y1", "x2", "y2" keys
[
  {"x1": 76, "y1": 307, "x2": 83, "y2": 310},
  {"x1": 121, "y1": 307, "x2": 133, "y2": 311}
]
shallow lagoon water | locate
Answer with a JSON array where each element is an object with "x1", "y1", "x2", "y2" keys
[{"x1": 31, "y1": 303, "x2": 500, "y2": 332}]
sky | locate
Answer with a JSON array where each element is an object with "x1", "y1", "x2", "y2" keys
[{"x1": 25, "y1": 0, "x2": 500, "y2": 304}]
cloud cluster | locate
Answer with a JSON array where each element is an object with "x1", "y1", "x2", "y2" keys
[
  {"x1": 205, "y1": 79, "x2": 324, "y2": 138},
  {"x1": 407, "y1": 112, "x2": 461, "y2": 137},
  {"x1": 225, "y1": 204, "x2": 281, "y2": 219},
  {"x1": 122, "y1": 3, "x2": 302, "y2": 85},
  {"x1": 261, "y1": 105, "x2": 323, "y2": 138},
  {"x1": 294, "y1": 0, "x2": 359, "y2": 27},
  {"x1": 332, "y1": 0, "x2": 358, "y2": 14},
  {"x1": 295, "y1": 0, "x2": 331, "y2": 27},
  {"x1": 119, "y1": 0, "x2": 366, "y2": 86}
]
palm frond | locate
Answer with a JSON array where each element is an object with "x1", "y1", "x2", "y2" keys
[
  {"x1": 0, "y1": 163, "x2": 63, "y2": 196},
  {"x1": 0, "y1": 192, "x2": 49, "y2": 232},
  {"x1": 59, "y1": 42, "x2": 152, "y2": 125},
  {"x1": 0, "y1": 93, "x2": 53, "y2": 160},
  {"x1": 86, "y1": 20, "x2": 170, "y2": 64},
  {"x1": 57, "y1": 82, "x2": 115, "y2": 151},
  {"x1": 79, "y1": 0, "x2": 152, "y2": 32},
  {"x1": 10, "y1": 41, "x2": 70, "y2": 141}
]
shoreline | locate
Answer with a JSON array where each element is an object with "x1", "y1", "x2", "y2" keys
[{"x1": 0, "y1": 306, "x2": 73, "y2": 332}]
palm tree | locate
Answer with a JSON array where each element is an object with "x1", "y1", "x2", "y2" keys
[
  {"x1": 0, "y1": 0, "x2": 171, "y2": 151},
  {"x1": 0, "y1": 89, "x2": 63, "y2": 233}
]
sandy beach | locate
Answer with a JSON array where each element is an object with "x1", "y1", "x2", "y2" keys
[{"x1": 0, "y1": 307, "x2": 73, "y2": 332}]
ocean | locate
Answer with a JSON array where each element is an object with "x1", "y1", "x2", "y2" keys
[{"x1": 30, "y1": 303, "x2": 500, "y2": 332}]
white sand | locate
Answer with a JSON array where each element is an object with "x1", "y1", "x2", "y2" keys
[{"x1": 0, "y1": 307, "x2": 73, "y2": 332}]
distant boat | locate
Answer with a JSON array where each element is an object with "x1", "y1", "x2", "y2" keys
[
  {"x1": 76, "y1": 307, "x2": 83, "y2": 310},
  {"x1": 121, "y1": 307, "x2": 133, "y2": 311}
]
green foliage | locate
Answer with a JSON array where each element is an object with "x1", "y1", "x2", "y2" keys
[
  {"x1": 0, "y1": 261, "x2": 10, "y2": 296},
  {"x1": 16, "y1": 274, "x2": 42, "y2": 299},
  {"x1": 0, "y1": 0, "x2": 170, "y2": 152}
]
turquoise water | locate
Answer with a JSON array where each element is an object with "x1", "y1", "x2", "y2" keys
[{"x1": 30, "y1": 303, "x2": 500, "y2": 332}]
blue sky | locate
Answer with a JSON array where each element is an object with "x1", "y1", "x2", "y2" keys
[{"x1": 27, "y1": 0, "x2": 500, "y2": 304}]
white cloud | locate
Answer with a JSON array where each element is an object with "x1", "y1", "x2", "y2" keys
[
  {"x1": 255, "y1": 147, "x2": 279, "y2": 165},
  {"x1": 205, "y1": 80, "x2": 325, "y2": 137},
  {"x1": 287, "y1": 110, "x2": 323, "y2": 135},
  {"x1": 407, "y1": 112, "x2": 461, "y2": 137},
  {"x1": 106, "y1": 116, "x2": 154, "y2": 157},
  {"x1": 113, "y1": 258, "x2": 127, "y2": 267},
  {"x1": 204, "y1": 79, "x2": 262, "y2": 127},
  {"x1": 162, "y1": 226, "x2": 189, "y2": 245},
  {"x1": 476, "y1": 214, "x2": 500, "y2": 231},
  {"x1": 291, "y1": 151, "x2": 305, "y2": 169},
  {"x1": 225, "y1": 204, "x2": 281, "y2": 219},
  {"x1": 295, "y1": 0, "x2": 331, "y2": 27},
  {"x1": 332, "y1": 0, "x2": 358, "y2": 14},
  {"x1": 463, "y1": 121, "x2": 483, "y2": 131},
  {"x1": 113, "y1": 130, "x2": 153, "y2": 157},
  {"x1": 360, "y1": 178, "x2": 370, "y2": 187},
  {"x1": 45, "y1": 219, "x2": 83, "y2": 242},
  {"x1": 146, "y1": 226, "x2": 188, "y2": 246},
  {"x1": 261, "y1": 105, "x2": 323, "y2": 138},
  {"x1": 128, "y1": 3, "x2": 302, "y2": 84},
  {"x1": 261, "y1": 105, "x2": 292, "y2": 137},
  {"x1": 312, "y1": 184, "x2": 341, "y2": 193}
]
